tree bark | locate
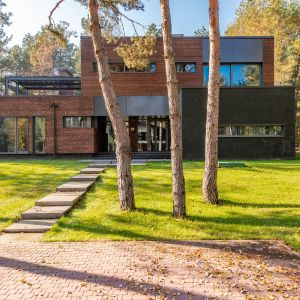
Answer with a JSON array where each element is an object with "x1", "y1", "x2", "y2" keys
[
  {"x1": 160, "y1": 0, "x2": 186, "y2": 218},
  {"x1": 202, "y1": 0, "x2": 221, "y2": 205},
  {"x1": 88, "y1": 0, "x2": 135, "y2": 210}
]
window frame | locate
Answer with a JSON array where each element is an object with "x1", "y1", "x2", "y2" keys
[
  {"x1": 0, "y1": 116, "x2": 29, "y2": 154},
  {"x1": 33, "y1": 116, "x2": 46, "y2": 154},
  {"x1": 203, "y1": 63, "x2": 263, "y2": 87},
  {"x1": 175, "y1": 62, "x2": 197, "y2": 73},
  {"x1": 218, "y1": 124, "x2": 285, "y2": 138},
  {"x1": 63, "y1": 116, "x2": 96, "y2": 129},
  {"x1": 94, "y1": 62, "x2": 157, "y2": 73}
]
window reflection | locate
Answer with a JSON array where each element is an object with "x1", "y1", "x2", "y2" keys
[
  {"x1": 35, "y1": 117, "x2": 46, "y2": 153},
  {"x1": 204, "y1": 63, "x2": 261, "y2": 86},
  {"x1": 17, "y1": 118, "x2": 28, "y2": 152},
  {"x1": 0, "y1": 117, "x2": 29, "y2": 153},
  {"x1": 63, "y1": 117, "x2": 95, "y2": 128},
  {"x1": 232, "y1": 64, "x2": 260, "y2": 86},
  {"x1": 218, "y1": 125, "x2": 284, "y2": 137},
  {"x1": 175, "y1": 63, "x2": 196, "y2": 73}
]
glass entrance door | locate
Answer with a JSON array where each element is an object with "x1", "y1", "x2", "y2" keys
[{"x1": 138, "y1": 116, "x2": 170, "y2": 152}]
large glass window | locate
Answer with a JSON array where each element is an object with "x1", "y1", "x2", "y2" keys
[
  {"x1": 17, "y1": 118, "x2": 28, "y2": 153},
  {"x1": 0, "y1": 117, "x2": 16, "y2": 153},
  {"x1": 34, "y1": 117, "x2": 46, "y2": 153},
  {"x1": 218, "y1": 125, "x2": 284, "y2": 137},
  {"x1": 63, "y1": 117, "x2": 96, "y2": 128},
  {"x1": 0, "y1": 117, "x2": 28, "y2": 153},
  {"x1": 204, "y1": 63, "x2": 261, "y2": 86},
  {"x1": 175, "y1": 62, "x2": 196, "y2": 73},
  {"x1": 232, "y1": 64, "x2": 261, "y2": 86}
]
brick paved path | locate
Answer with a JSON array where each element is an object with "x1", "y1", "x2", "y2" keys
[{"x1": 0, "y1": 240, "x2": 299, "y2": 300}]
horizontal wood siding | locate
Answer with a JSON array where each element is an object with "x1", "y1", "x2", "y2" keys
[
  {"x1": 263, "y1": 38, "x2": 275, "y2": 86},
  {"x1": 81, "y1": 37, "x2": 203, "y2": 97}
]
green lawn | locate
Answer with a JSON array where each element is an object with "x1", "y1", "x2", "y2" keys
[
  {"x1": 41, "y1": 158, "x2": 300, "y2": 251},
  {"x1": 0, "y1": 160, "x2": 87, "y2": 232}
]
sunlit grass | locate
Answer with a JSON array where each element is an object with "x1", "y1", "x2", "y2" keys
[
  {"x1": 43, "y1": 158, "x2": 300, "y2": 251},
  {"x1": 0, "y1": 160, "x2": 87, "y2": 231}
]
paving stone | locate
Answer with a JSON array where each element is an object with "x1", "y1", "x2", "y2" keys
[
  {"x1": 70, "y1": 174, "x2": 100, "y2": 182},
  {"x1": 21, "y1": 206, "x2": 72, "y2": 219},
  {"x1": 56, "y1": 181, "x2": 95, "y2": 192},
  {"x1": 3, "y1": 219, "x2": 58, "y2": 233},
  {"x1": 36, "y1": 192, "x2": 85, "y2": 207},
  {"x1": 0, "y1": 241, "x2": 298, "y2": 299},
  {"x1": 80, "y1": 168, "x2": 105, "y2": 174}
]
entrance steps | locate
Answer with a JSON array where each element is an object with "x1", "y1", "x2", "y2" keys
[
  {"x1": 3, "y1": 164, "x2": 104, "y2": 234},
  {"x1": 94, "y1": 151, "x2": 171, "y2": 160}
]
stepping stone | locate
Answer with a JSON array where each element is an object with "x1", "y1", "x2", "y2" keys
[
  {"x1": 71, "y1": 174, "x2": 100, "y2": 182},
  {"x1": 36, "y1": 191, "x2": 85, "y2": 207},
  {"x1": 80, "y1": 168, "x2": 104, "y2": 174},
  {"x1": 21, "y1": 206, "x2": 72, "y2": 219},
  {"x1": 88, "y1": 163, "x2": 107, "y2": 168},
  {"x1": 56, "y1": 181, "x2": 95, "y2": 192},
  {"x1": 3, "y1": 219, "x2": 59, "y2": 233}
]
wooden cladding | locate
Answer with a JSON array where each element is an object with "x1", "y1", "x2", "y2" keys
[
  {"x1": 81, "y1": 36, "x2": 274, "y2": 96},
  {"x1": 263, "y1": 38, "x2": 275, "y2": 87},
  {"x1": 81, "y1": 37, "x2": 203, "y2": 97}
]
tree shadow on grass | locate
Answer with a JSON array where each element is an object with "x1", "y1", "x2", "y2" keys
[
  {"x1": 220, "y1": 199, "x2": 300, "y2": 209},
  {"x1": 0, "y1": 256, "x2": 215, "y2": 300}
]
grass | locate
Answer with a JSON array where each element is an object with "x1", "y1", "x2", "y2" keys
[
  {"x1": 41, "y1": 158, "x2": 300, "y2": 251},
  {"x1": 0, "y1": 160, "x2": 87, "y2": 231}
]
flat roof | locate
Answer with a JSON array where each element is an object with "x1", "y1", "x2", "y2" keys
[{"x1": 5, "y1": 76, "x2": 81, "y2": 90}]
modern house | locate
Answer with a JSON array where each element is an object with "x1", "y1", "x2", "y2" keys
[{"x1": 0, "y1": 36, "x2": 296, "y2": 159}]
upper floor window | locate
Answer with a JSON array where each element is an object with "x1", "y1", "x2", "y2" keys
[
  {"x1": 175, "y1": 62, "x2": 196, "y2": 73},
  {"x1": 203, "y1": 63, "x2": 261, "y2": 86},
  {"x1": 106, "y1": 62, "x2": 157, "y2": 73},
  {"x1": 63, "y1": 117, "x2": 96, "y2": 128},
  {"x1": 218, "y1": 125, "x2": 284, "y2": 137}
]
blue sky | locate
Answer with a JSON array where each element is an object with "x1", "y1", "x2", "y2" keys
[{"x1": 5, "y1": 0, "x2": 241, "y2": 46}]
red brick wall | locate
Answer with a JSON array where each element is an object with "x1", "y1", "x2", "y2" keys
[{"x1": 0, "y1": 96, "x2": 95, "y2": 154}]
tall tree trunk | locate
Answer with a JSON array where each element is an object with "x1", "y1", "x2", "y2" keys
[
  {"x1": 160, "y1": 0, "x2": 186, "y2": 218},
  {"x1": 88, "y1": 0, "x2": 135, "y2": 211},
  {"x1": 202, "y1": 0, "x2": 221, "y2": 205}
]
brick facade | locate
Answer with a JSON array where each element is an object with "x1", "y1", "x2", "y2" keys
[{"x1": 0, "y1": 36, "x2": 275, "y2": 155}]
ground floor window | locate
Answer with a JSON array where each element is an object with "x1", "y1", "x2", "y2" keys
[
  {"x1": 63, "y1": 116, "x2": 96, "y2": 128},
  {"x1": 218, "y1": 125, "x2": 284, "y2": 137},
  {"x1": 34, "y1": 117, "x2": 46, "y2": 153},
  {"x1": 0, "y1": 117, "x2": 28, "y2": 153}
]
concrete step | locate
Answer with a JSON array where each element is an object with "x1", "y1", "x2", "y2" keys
[
  {"x1": 56, "y1": 181, "x2": 95, "y2": 192},
  {"x1": 71, "y1": 174, "x2": 100, "y2": 182},
  {"x1": 36, "y1": 191, "x2": 85, "y2": 207},
  {"x1": 21, "y1": 206, "x2": 72, "y2": 219},
  {"x1": 3, "y1": 219, "x2": 59, "y2": 233},
  {"x1": 80, "y1": 168, "x2": 104, "y2": 174}
]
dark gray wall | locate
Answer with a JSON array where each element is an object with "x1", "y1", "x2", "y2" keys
[
  {"x1": 202, "y1": 38, "x2": 264, "y2": 63},
  {"x1": 181, "y1": 87, "x2": 295, "y2": 160},
  {"x1": 94, "y1": 96, "x2": 169, "y2": 116}
]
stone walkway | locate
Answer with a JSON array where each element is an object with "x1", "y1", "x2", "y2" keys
[
  {"x1": 3, "y1": 166, "x2": 104, "y2": 233},
  {"x1": 0, "y1": 240, "x2": 299, "y2": 299}
]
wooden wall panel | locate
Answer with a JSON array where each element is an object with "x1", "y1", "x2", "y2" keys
[
  {"x1": 263, "y1": 38, "x2": 275, "y2": 86},
  {"x1": 81, "y1": 37, "x2": 203, "y2": 97}
]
